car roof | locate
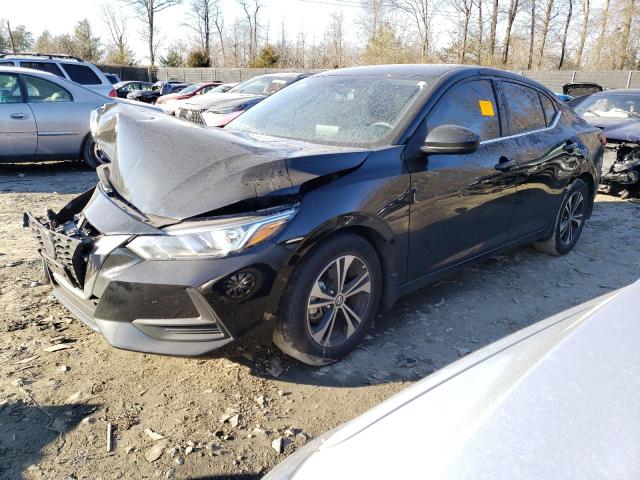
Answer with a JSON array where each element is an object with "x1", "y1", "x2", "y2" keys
[
  {"x1": 590, "y1": 88, "x2": 640, "y2": 95},
  {"x1": 0, "y1": 65, "x2": 67, "y2": 79},
  {"x1": 317, "y1": 63, "x2": 465, "y2": 77}
]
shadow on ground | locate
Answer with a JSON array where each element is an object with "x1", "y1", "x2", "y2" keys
[
  {"x1": 0, "y1": 401, "x2": 100, "y2": 479},
  {"x1": 0, "y1": 161, "x2": 97, "y2": 194},
  {"x1": 211, "y1": 199, "x2": 640, "y2": 388}
]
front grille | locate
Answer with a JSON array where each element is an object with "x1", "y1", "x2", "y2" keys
[
  {"x1": 28, "y1": 217, "x2": 91, "y2": 289},
  {"x1": 178, "y1": 108, "x2": 205, "y2": 125}
]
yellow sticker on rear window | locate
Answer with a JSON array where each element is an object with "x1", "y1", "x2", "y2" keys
[{"x1": 479, "y1": 100, "x2": 495, "y2": 117}]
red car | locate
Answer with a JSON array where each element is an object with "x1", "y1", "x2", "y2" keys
[{"x1": 155, "y1": 82, "x2": 221, "y2": 105}]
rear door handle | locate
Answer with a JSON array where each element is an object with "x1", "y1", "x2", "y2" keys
[
  {"x1": 563, "y1": 140, "x2": 578, "y2": 153},
  {"x1": 495, "y1": 157, "x2": 516, "y2": 172},
  {"x1": 10, "y1": 113, "x2": 28, "y2": 120}
]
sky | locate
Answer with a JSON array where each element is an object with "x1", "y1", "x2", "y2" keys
[{"x1": 2, "y1": 0, "x2": 371, "y2": 63}]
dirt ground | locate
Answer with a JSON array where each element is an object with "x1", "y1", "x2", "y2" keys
[{"x1": 1, "y1": 161, "x2": 639, "y2": 480}]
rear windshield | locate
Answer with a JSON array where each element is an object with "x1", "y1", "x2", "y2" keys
[
  {"x1": 61, "y1": 63, "x2": 102, "y2": 85},
  {"x1": 229, "y1": 76, "x2": 297, "y2": 95},
  {"x1": 228, "y1": 75, "x2": 434, "y2": 147},
  {"x1": 575, "y1": 93, "x2": 640, "y2": 118}
]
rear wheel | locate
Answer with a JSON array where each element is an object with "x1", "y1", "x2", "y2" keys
[
  {"x1": 273, "y1": 234, "x2": 382, "y2": 366},
  {"x1": 82, "y1": 137, "x2": 108, "y2": 169},
  {"x1": 534, "y1": 178, "x2": 589, "y2": 256}
]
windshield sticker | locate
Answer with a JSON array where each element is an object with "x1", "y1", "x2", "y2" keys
[
  {"x1": 479, "y1": 100, "x2": 495, "y2": 117},
  {"x1": 316, "y1": 124, "x2": 340, "y2": 136}
]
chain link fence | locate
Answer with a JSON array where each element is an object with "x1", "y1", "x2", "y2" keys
[{"x1": 97, "y1": 64, "x2": 640, "y2": 91}]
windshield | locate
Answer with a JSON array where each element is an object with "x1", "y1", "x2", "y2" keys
[
  {"x1": 227, "y1": 75, "x2": 433, "y2": 147},
  {"x1": 576, "y1": 93, "x2": 640, "y2": 118},
  {"x1": 178, "y1": 84, "x2": 200, "y2": 95},
  {"x1": 228, "y1": 76, "x2": 296, "y2": 95}
]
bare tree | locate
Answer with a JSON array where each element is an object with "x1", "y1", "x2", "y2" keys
[
  {"x1": 527, "y1": 0, "x2": 536, "y2": 69},
  {"x1": 186, "y1": 0, "x2": 217, "y2": 60},
  {"x1": 618, "y1": 0, "x2": 636, "y2": 69},
  {"x1": 488, "y1": 0, "x2": 499, "y2": 61},
  {"x1": 594, "y1": 0, "x2": 610, "y2": 66},
  {"x1": 323, "y1": 12, "x2": 345, "y2": 68},
  {"x1": 476, "y1": 0, "x2": 483, "y2": 64},
  {"x1": 103, "y1": 6, "x2": 134, "y2": 64},
  {"x1": 558, "y1": 0, "x2": 573, "y2": 69},
  {"x1": 212, "y1": 3, "x2": 225, "y2": 65},
  {"x1": 389, "y1": 0, "x2": 436, "y2": 62},
  {"x1": 536, "y1": 0, "x2": 555, "y2": 68},
  {"x1": 122, "y1": 0, "x2": 181, "y2": 66},
  {"x1": 501, "y1": 0, "x2": 519, "y2": 64},
  {"x1": 237, "y1": 0, "x2": 261, "y2": 62},
  {"x1": 575, "y1": 0, "x2": 590, "y2": 68}
]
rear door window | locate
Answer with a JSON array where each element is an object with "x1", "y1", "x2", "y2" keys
[
  {"x1": 23, "y1": 75, "x2": 72, "y2": 102},
  {"x1": 501, "y1": 81, "x2": 547, "y2": 134},
  {"x1": 0, "y1": 61, "x2": 15, "y2": 66},
  {"x1": 539, "y1": 93, "x2": 557, "y2": 126},
  {"x1": 0, "y1": 73, "x2": 23, "y2": 103},
  {"x1": 428, "y1": 79, "x2": 501, "y2": 141},
  {"x1": 60, "y1": 64, "x2": 102, "y2": 85},
  {"x1": 19, "y1": 61, "x2": 65, "y2": 78}
]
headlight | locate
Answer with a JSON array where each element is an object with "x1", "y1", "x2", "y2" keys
[
  {"x1": 127, "y1": 209, "x2": 295, "y2": 260},
  {"x1": 207, "y1": 105, "x2": 242, "y2": 114}
]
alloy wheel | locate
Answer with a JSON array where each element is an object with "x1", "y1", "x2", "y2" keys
[
  {"x1": 306, "y1": 255, "x2": 372, "y2": 348},
  {"x1": 559, "y1": 190, "x2": 585, "y2": 246}
]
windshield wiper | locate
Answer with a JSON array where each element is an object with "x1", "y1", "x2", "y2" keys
[{"x1": 585, "y1": 109, "x2": 601, "y2": 117}]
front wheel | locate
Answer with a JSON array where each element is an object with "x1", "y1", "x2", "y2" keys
[
  {"x1": 82, "y1": 137, "x2": 108, "y2": 170},
  {"x1": 273, "y1": 234, "x2": 382, "y2": 366},
  {"x1": 534, "y1": 178, "x2": 589, "y2": 256}
]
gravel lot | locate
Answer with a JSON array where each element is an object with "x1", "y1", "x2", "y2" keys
[{"x1": 1, "y1": 161, "x2": 639, "y2": 480}]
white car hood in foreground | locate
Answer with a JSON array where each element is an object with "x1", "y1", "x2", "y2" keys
[{"x1": 267, "y1": 281, "x2": 640, "y2": 479}]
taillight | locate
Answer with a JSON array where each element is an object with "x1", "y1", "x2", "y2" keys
[{"x1": 108, "y1": 89, "x2": 117, "y2": 98}]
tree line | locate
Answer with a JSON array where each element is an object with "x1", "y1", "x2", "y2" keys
[{"x1": 0, "y1": 0, "x2": 638, "y2": 70}]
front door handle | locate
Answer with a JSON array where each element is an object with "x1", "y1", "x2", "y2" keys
[
  {"x1": 495, "y1": 157, "x2": 516, "y2": 172},
  {"x1": 563, "y1": 140, "x2": 578, "y2": 153},
  {"x1": 10, "y1": 113, "x2": 28, "y2": 120}
]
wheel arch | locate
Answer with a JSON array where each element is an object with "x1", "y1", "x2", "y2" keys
[{"x1": 279, "y1": 215, "x2": 401, "y2": 312}]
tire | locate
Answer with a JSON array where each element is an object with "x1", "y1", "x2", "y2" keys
[
  {"x1": 82, "y1": 136, "x2": 108, "y2": 170},
  {"x1": 273, "y1": 233, "x2": 382, "y2": 366},
  {"x1": 534, "y1": 178, "x2": 589, "y2": 256}
]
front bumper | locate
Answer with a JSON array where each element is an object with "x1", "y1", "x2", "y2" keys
[{"x1": 25, "y1": 188, "x2": 292, "y2": 356}]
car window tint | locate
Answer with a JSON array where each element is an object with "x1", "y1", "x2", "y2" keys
[
  {"x1": 0, "y1": 61, "x2": 15, "y2": 66},
  {"x1": 19, "y1": 61, "x2": 65, "y2": 78},
  {"x1": 539, "y1": 93, "x2": 557, "y2": 126},
  {"x1": 0, "y1": 73, "x2": 23, "y2": 103},
  {"x1": 501, "y1": 82, "x2": 546, "y2": 134},
  {"x1": 60, "y1": 64, "x2": 102, "y2": 85},
  {"x1": 428, "y1": 79, "x2": 500, "y2": 141},
  {"x1": 23, "y1": 75, "x2": 72, "y2": 102}
]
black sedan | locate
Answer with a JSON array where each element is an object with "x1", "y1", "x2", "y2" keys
[
  {"x1": 25, "y1": 65, "x2": 603, "y2": 365},
  {"x1": 112, "y1": 80, "x2": 154, "y2": 99}
]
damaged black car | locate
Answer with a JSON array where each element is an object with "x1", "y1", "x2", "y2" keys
[
  {"x1": 575, "y1": 89, "x2": 640, "y2": 198},
  {"x1": 24, "y1": 65, "x2": 603, "y2": 365}
]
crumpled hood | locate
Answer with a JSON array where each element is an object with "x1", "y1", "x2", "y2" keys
[
  {"x1": 92, "y1": 103, "x2": 370, "y2": 221},
  {"x1": 583, "y1": 116, "x2": 640, "y2": 143},
  {"x1": 180, "y1": 92, "x2": 262, "y2": 110}
]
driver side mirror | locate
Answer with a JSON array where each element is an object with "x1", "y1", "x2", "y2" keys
[{"x1": 421, "y1": 125, "x2": 480, "y2": 154}]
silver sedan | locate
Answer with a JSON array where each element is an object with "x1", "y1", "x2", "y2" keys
[
  {"x1": 266, "y1": 279, "x2": 640, "y2": 479},
  {"x1": 1, "y1": 66, "x2": 139, "y2": 168}
]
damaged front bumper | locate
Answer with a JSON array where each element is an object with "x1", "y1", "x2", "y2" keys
[{"x1": 24, "y1": 187, "x2": 292, "y2": 356}]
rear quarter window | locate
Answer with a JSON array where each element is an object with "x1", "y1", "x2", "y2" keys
[
  {"x1": 61, "y1": 64, "x2": 102, "y2": 85},
  {"x1": 539, "y1": 93, "x2": 557, "y2": 126}
]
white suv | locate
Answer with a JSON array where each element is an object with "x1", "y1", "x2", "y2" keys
[{"x1": 0, "y1": 53, "x2": 115, "y2": 97}]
